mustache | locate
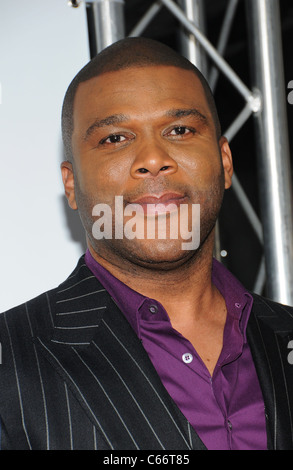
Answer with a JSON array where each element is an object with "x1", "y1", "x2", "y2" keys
[{"x1": 122, "y1": 181, "x2": 193, "y2": 205}]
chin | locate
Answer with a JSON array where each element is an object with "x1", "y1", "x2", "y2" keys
[{"x1": 123, "y1": 239, "x2": 198, "y2": 270}]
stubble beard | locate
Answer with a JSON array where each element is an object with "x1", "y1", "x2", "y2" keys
[{"x1": 73, "y1": 168, "x2": 225, "y2": 273}]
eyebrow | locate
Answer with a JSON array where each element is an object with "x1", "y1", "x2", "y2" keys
[
  {"x1": 83, "y1": 107, "x2": 208, "y2": 141},
  {"x1": 166, "y1": 108, "x2": 208, "y2": 125},
  {"x1": 84, "y1": 114, "x2": 129, "y2": 140}
]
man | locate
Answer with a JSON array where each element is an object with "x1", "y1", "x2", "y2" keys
[{"x1": 0, "y1": 37, "x2": 292, "y2": 450}]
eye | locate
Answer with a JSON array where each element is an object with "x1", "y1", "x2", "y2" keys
[
  {"x1": 100, "y1": 134, "x2": 127, "y2": 145},
  {"x1": 167, "y1": 126, "x2": 196, "y2": 137}
]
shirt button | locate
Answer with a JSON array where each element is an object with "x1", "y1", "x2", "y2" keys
[
  {"x1": 235, "y1": 303, "x2": 241, "y2": 308},
  {"x1": 227, "y1": 419, "x2": 233, "y2": 431},
  {"x1": 149, "y1": 304, "x2": 158, "y2": 314},
  {"x1": 182, "y1": 353, "x2": 193, "y2": 364}
]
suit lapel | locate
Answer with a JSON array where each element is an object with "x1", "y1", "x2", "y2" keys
[
  {"x1": 33, "y1": 257, "x2": 293, "y2": 450},
  {"x1": 247, "y1": 294, "x2": 293, "y2": 450},
  {"x1": 35, "y1": 257, "x2": 206, "y2": 450}
]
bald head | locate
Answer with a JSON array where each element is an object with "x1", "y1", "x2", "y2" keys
[{"x1": 61, "y1": 37, "x2": 221, "y2": 162}]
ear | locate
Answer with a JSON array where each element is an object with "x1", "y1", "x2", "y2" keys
[
  {"x1": 219, "y1": 136, "x2": 233, "y2": 189},
  {"x1": 61, "y1": 161, "x2": 78, "y2": 210}
]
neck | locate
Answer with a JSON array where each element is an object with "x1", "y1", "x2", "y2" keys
[{"x1": 87, "y1": 233, "x2": 220, "y2": 323}]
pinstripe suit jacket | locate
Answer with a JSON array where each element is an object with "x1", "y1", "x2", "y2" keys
[{"x1": 0, "y1": 256, "x2": 293, "y2": 450}]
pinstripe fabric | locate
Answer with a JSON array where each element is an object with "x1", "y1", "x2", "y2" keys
[
  {"x1": 246, "y1": 294, "x2": 293, "y2": 450},
  {"x1": 0, "y1": 256, "x2": 292, "y2": 449}
]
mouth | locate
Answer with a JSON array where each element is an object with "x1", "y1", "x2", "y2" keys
[{"x1": 127, "y1": 192, "x2": 189, "y2": 215}]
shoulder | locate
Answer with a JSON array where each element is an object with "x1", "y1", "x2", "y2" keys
[
  {"x1": 0, "y1": 255, "x2": 90, "y2": 339},
  {"x1": 251, "y1": 292, "x2": 293, "y2": 326},
  {"x1": 252, "y1": 292, "x2": 293, "y2": 315},
  {"x1": 248, "y1": 293, "x2": 293, "y2": 353},
  {"x1": 0, "y1": 288, "x2": 60, "y2": 382},
  {"x1": 0, "y1": 288, "x2": 56, "y2": 339}
]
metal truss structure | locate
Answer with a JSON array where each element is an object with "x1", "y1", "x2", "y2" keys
[{"x1": 69, "y1": 0, "x2": 293, "y2": 306}]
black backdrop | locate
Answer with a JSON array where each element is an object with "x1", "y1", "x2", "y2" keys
[{"x1": 120, "y1": 0, "x2": 293, "y2": 294}]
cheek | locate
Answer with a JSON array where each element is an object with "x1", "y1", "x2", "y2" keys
[
  {"x1": 180, "y1": 146, "x2": 223, "y2": 186},
  {"x1": 75, "y1": 158, "x2": 134, "y2": 212},
  {"x1": 103, "y1": 159, "x2": 131, "y2": 186}
]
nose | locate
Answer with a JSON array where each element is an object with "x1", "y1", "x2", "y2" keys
[{"x1": 130, "y1": 140, "x2": 178, "y2": 178}]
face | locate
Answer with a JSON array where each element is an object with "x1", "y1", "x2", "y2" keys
[{"x1": 61, "y1": 65, "x2": 233, "y2": 270}]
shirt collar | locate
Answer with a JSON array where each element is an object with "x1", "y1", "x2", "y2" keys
[
  {"x1": 85, "y1": 250, "x2": 145, "y2": 334},
  {"x1": 211, "y1": 258, "x2": 253, "y2": 341}
]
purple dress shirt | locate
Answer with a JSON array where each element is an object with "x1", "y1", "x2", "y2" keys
[{"x1": 85, "y1": 249, "x2": 267, "y2": 450}]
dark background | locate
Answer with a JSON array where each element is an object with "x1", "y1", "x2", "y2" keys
[
  {"x1": 86, "y1": 0, "x2": 293, "y2": 293},
  {"x1": 121, "y1": 0, "x2": 293, "y2": 293}
]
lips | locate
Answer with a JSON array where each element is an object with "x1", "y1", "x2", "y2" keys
[
  {"x1": 131, "y1": 192, "x2": 186, "y2": 204},
  {"x1": 128, "y1": 192, "x2": 188, "y2": 215}
]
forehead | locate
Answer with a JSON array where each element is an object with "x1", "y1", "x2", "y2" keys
[{"x1": 73, "y1": 65, "x2": 210, "y2": 126}]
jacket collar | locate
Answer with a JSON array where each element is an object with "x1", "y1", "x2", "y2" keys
[
  {"x1": 35, "y1": 256, "x2": 206, "y2": 450},
  {"x1": 247, "y1": 293, "x2": 293, "y2": 450}
]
